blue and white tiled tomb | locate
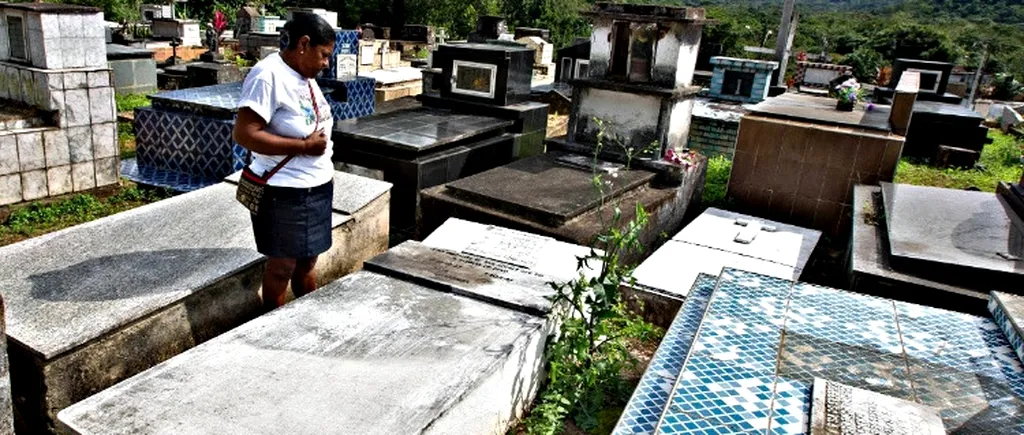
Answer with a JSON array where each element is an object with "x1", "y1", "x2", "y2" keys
[
  {"x1": 704, "y1": 57, "x2": 779, "y2": 104},
  {"x1": 615, "y1": 269, "x2": 1024, "y2": 435},
  {"x1": 124, "y1": 31, "x2": 374, "y2": 192}
]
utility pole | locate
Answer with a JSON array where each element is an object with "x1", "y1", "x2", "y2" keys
[
  {"x1": 967, "y1": 44, "x2": 987, "y2": 107},
  {"x1": 773, "y1": 0, "x2": 798, "y2": 87}
]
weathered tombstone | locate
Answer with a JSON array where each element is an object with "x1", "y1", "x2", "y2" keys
[
  {"x1": 934, "y1": 144, "x2": 979, "y2": 168},
  {"x1": 810, "y1": 378, "x2": 945, "y2": 434},
  {"x1": 706, "y1": 56, "x2": 779, "y2": 103}
]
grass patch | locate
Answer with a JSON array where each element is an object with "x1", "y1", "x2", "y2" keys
[
  {"x1": 0, "y1": 182, "x2": 173, "y2": 247},
  {"x1": 702, "y1": 154, "x2": 733, "y2": 209},
  {"x1": 894, "y1": 130, "x2": 1023, "y2": 191},
  {"x1": 118, "y1": 122, "x2": 137, "y2": 159},
  {"x1": 115, "y1": 93, "x2": 151, "y2": 113}
]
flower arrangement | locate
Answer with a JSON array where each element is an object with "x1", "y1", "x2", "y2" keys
[
  {"x1": 664, "y1": 148, "x2": 695, "y2": 169},
  {"x1": 834, "y1": 78, "x2": 861, "y2": 111}
]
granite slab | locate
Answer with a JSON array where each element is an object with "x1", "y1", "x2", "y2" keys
[
  {"x1": 58, "y1": 271, "x2": 547, "y2": 435},
  {"x1": 749, "y1": 92, "x2": 892, "y2": 132},
  {"x1": 672, "y1": 207, "x2": 821, "y2": 268},
  {"x1": 364, "y1": 241, "x2": 555, "y2": 315},
  {"x1": 420, "y1": 217, "x2": 595, "y2": 283},
  {"x1": 444, "y1": 153, "x2": 655, "y2": 226},
  {"x1": 810, "y1": 378, "x2": 945, "y2": 435},
  {"x1": 0, "y1": 297, "x2": 12, "y2": 435},
  {"x1": 333, "y1": 107, "x2": 514, "y2": 153},
  {"x1": 913, "y1": 100, "x2": 984, "y2": 121},
  {"x1": 881, "y1": 182, "x2": 1024, "y2": 277},
  {"x1": 0, "y1": 183, "x2": 262, "y2": 360}
]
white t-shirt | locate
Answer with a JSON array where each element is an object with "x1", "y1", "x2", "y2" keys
[{"x1": 237, "y1": 53, "x2": 334, "y2": 188}]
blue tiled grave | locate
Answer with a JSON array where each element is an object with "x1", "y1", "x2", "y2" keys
[
  {"x1": 131, "y1": 76, "x2": 375, "y2": 192},
  {"x1": 991, "y1": 292, "x2": 1024, "y2": 366},
  {"x1": 704, "y1": 57, "x2": 779, "y2": 104},
  {"x1": 616, "y1": 268, "x2": 1024, "y2": 435}
]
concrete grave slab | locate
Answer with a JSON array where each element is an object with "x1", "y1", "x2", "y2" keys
[
  {"x1": 672, "y1": 207, "x2": 820, "y2": 268},
  {"x1": 58, "y1": 271, "x2": 549, "y2": 435},
  {"x1": 0, "y1": 173, "x2": 390, "y2": 433},
  {"x1": 224, "y1": 170, "x2": 393, "y2": 216},
  {"x1": 881, "y1": 182, "x2": 1024, "y2": 278}
]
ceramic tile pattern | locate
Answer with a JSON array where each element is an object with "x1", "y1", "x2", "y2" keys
[
  {"x1": 613, "y1": 274, "x2": 717, "y2": 435},
  {"x1": 990, "y1": 292, "x2": 1024, "y2": 366},
  {"x1": 620, "y1": 268, "x2": 1024, "y2": 435},
  {"x1": 119, "y1": 158, "x2": 219, "y2": 192}
]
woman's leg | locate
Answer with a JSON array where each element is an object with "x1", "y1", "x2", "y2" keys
[
  {"x1": 263, "y1": 257, "x2": 297, "y2": 311},
  {"x1": 292, "y1": 256, "x2": 319, "y2": 298}
]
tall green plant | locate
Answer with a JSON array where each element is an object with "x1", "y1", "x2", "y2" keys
[{"x1": 523, "y1": 118, "x2": 660, "y2": 434}]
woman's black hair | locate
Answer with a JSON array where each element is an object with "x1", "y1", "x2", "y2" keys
[{"x1": 283, "y1": 13, "x2": 335, "y2": 50}]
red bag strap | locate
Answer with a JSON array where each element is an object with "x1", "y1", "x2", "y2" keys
[{"x1": 249, "y1": 81, "x2": 322, "y2": 182}]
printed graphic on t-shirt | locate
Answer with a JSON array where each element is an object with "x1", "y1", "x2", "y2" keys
[{"x1": 299, "y1": 93, "x2": 330, "y2": 126}]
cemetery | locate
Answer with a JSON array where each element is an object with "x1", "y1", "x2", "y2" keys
[{"x1": 0, "y1": 0, "x2": 1021, "y2": 434}]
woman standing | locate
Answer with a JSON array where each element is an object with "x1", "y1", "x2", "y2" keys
[{"x1": 233, "y1": 13, "x2": 336, "y2": 311}]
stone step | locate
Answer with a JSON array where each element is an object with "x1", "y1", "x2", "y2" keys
[
  {"x1": 0, "y1": 172, "x2": 390, "y2": 433},
  {"x1": 629, "y1": 269, "x2": 1024, "y2": 435},
  {"x1": 56, "y1": 218, "x2": 597, "y2": 434},
  {"x1": 57, "y1": 271, "x2": 551, "y2": 435},
  {"x1": 611, "y1": 274, "x2": 717, "y2": 435},
  {"x1": 990, "y1": 292, "x2": 1024, "y2": 365}
]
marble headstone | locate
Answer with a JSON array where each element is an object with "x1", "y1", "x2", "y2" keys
[{"x1": 810, "y1": 378, "x2": 945, "y2": 435}]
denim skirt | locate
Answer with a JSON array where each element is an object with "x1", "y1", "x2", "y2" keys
[{"x1": 250, "y1": 181, "x2": 334, "y2": 258}]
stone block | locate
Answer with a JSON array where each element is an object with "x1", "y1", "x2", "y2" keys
[
  {"x1": 21, "y1": 169, "x2": 48, "y2": 201},
  {"x1": 64, "y1": 89, "x2": 91, "y2": 127},
  {"x1": 44, "y1": 88, "x2": 64, "y2": 112},
  {"x1": 63, "y1": 72, "x2": 87, "y2": 90},
  {"x1": 58, "y1": 15, "x2": 83, "y2": 38},
  {"x1": 84, "y1": 38, "x2": 106, "y2": 68},
  {"x1": 934, "y1": 144, "x2": 980, "y2": 169},
  {"x1": 43, "y1": 129, "x2": 70, "y2": 167},
  {"x1": 42, "y1": 39, "x2": 63, "y2": 70},
  {"x1": 86, "y1": 71, "x2": 110, "y2": 89},
  {"x1": 0, "y1": 174, "x2": 22, "y2": 206},
  {"x1": 88, "y1": 87, "x2": 114, "y2": 124},
  {"x1": 67, "y1": 126, "x2": 93, "y2": 163},
  {"x1": 83, "y1": 13, "x2": 105, "y2": 39},
  {"x1": 90, "y1": 123, "x2": 116, "y2": 159},
  {"x1": 0, "y1": 66, "x2": 9, "y2": 100},
  {"x1": 17, "y1": 132, "x2": 45, "y2": 171},
  {"x1": 0, "y1": 135, "x2": 17, "y2": 175},
  {"x1": 29, "y1": 30, "x2": 45, "y2": 69},
  {"x1": 40, "y1": 14, "x2": 60, "y2": 39},
  {"x1": 45, "y1": 71, "x2": 63, "y2": 90},
  {"x1": 19, "y1": 69, "x2": 33, "y2": 106},
  {"x1": 47, "y1": 165, "x2": 73, "y2": 196},
  {"x1": 93, "y1": 157, "x2": 118, "y2": 187},
  {"x1": 71, "y1": 161, "x2": 95, "y2": 191},
  {"x1": 62, "y1": 39, "x2": 85, "y2": 69}
]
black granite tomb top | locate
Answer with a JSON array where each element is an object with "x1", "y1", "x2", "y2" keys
[
  {"x1": 1, "y1": 2, "x2": 100, "y2": 13},
  {"x1": 912, "y1": 100, "x2": 984, "y2": 121},
  {"x1": 107, "y1": 44, "x2": 156, "y2": 60},
  {"x1": 749, "y1": 92, "x2": 893, "y2": 132},
  {"x1": 333, "y1": 107, "x2": 514, "y2": 153},
  {"x1": 881, "y1": 182, "x2": 1024, "y2": 277},
  {"x1": 444, "y1": 152, "x2": 655, "y2": 226}
]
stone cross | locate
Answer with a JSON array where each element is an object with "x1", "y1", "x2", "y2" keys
[{"x1": 733, "y1": 219, "x2": 777, "y2": 244}]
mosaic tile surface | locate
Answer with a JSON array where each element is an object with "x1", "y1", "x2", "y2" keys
[
  {"x1": 150, "y1": 82, "x2": 243, "y2": 113},
  {"x1": 991, "y1": 292, "x2": 1024, "y2": 366},
  {"x1": 120, "y1": 158, "x2": 219, "y2": 192},
  {"x1": 135, "y1": 107, "x2": 239, "y2": 179},
  {"x1": 627, "y1": 268, "x2": 1024, "y2": 435},
  {"x1": 613, "y1": 274, "x2": 717, "y2": 435}
]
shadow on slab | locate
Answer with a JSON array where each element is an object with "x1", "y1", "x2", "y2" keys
[{"x1": 28, "y1": 248, "x2": 256, "y2": 301}]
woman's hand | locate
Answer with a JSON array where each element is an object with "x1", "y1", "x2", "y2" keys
[{"x1": 303, "y1": 129, "x2": 328, "y2": 155}]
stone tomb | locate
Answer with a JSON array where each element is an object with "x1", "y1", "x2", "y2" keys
[
  {"x1": 627, "y1": 207, "x2": 820, "y2": 327},
  {"x1": 0, "y1": 171, "x2": 390, "y2": 433},
  {"x1": 705, "y1": 56, "x2": 779, "y2": 104},
  {"x1": 421, "y1": 3, "x2": 711, "y2": 261},
  {"x1": 851, "y1": 183, "x2": 1023, "y2": 315},
  {"x1": 58, "y1": 218, "x2": 596, "y2": 434},
  {"x1": 990, "y1": 292, "x2": 1024, "y2": 365},
  {"x1": 106, "y1": 44, "x2": 158, "y2": 95},
  {"x1": 794, "y1": 61, "x2": 853, "y2": 93}
]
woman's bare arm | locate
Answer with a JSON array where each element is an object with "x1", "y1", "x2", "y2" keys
[{"x1": 233, "y1": 108, "x2": 328, "y2": 156}]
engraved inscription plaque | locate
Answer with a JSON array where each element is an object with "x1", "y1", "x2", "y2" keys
[{"x1": 810, "y1": 378, "x2": 945, "y2": 435}]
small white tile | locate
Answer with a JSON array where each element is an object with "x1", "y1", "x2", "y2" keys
[
  {"x1": 67, "y1": 125, "x2": 93, "y2": 162},
  {"x1": 44, "y1": 70, "x2": 63, "y2": 90},
  {"x1": 0, "y1": 134, "x2": 18, "y2": 175},
  {"x1": 71, "y1": 161, "x2": 95, "y2": 191},
  {"x1": 0, "y1": 174, "x2": 22, "y2": 206},
  {"x1": 93, "y1": 157, "x2": 118, "y2": 187},
  {"x1": 84, "y1": 13, "x2": 105, "y2": 38},
  {"x1": 87, "y1": 70, "x2": 110, "y2": 88},
  {"x1": 44, "y1": 88, "x2": 64, "y2": 112},
  {"x1": 59, "y1": 14, "x2": 82, "y2": 38},
  {"x1": 84, "y1": 38, "x2": 106, "y2": 68},
  {"x1": 61, "y1": 38, "x2": 84, "y2": 69},
  {"x1": 43, "y1": 128, "x2": 69, "y2": 167},
  {"x1": 91, "y1": 122, "x2": 116, "y2": 158},
  {"x1": 21, "y1": 169, "x2": 47, "y2": 201},
  {"x1": 47, "y1": 164, "x2": 72, "y2": 196},
  {"x1": 63, "y1": 71, "x2": 87, "y2": 89},
  {"x1": 89, "y1": 87, "x2": 114, "y2": 124},
  {"x1": 40, "y1": 13, "x2": 60, "y2": 39},
  {"x1": 16, "y1": 131, "x2": 44, "y2": 171},
  {"x1": 64, "y1": 89, "x2": 91, "y2": 127}
]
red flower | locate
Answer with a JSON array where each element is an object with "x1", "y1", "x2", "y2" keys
[{"x1": 213, "y1": 11, "x2": 228, "y2": 35}]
